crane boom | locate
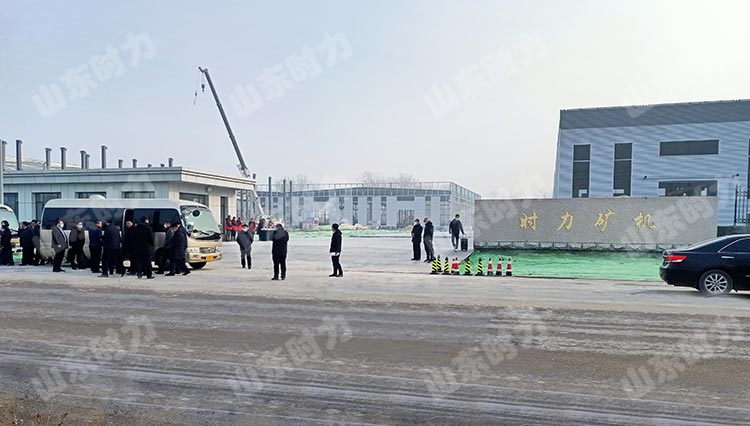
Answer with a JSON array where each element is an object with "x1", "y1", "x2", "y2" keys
[{"x1": 198, "y1": 67, "x2": 251, "y2": 178}]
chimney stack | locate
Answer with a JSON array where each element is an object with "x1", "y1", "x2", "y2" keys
[
  {"x1": 118, "y1": 159, "x2": 124, "y2": 169},
  {"x1": 85, "y1": 153, "x2": 91, "y2": 170},
  {"x1": 15, "y1": 140, "x2": 22, "y2": 171},
  {"x1": 45, "y1": 148, "x2": 52, "y2": 170},
  {"x1": 1, "y1": 140, "x2": 6, "y2": 172},
  {"x1": 160, "y1": 163, "x2": 165, "y2": 167},
  {"x1": 80, "y1": 150, "x2": 87, "y2": 169},
  {"x1": 132, "y1": 159, "x2": 138, "y2": 168},
  {"x1": 168, "y1": 157, "x2": 174, "y2": 167},
  {"x1": 101, "y1": 145, "x2": 107, "y2": 169},
  {"x1": 60, "y1": 147, "x2": 67, "y2": 170}
]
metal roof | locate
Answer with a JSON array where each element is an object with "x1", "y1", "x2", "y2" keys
[{"x1": 560, "y1": 99, "x2": 750, "y2": 130}]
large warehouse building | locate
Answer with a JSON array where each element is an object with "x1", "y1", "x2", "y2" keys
[
  {"x1": 256, "y1": 182, "x2": 480, "y2": 230},
  {"x1": 553, "y1": 99, "x2": 750, "y2": 228}
]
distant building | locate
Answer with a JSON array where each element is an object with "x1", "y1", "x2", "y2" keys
[
  {"x1": 256, "y1": 181, "x2": 480, "y2": 230},
  {"x1": 0, "y1": 144, "x2": 257, "y2": 222},
  {"x1": 553, "y1": 99, "x2": 750, "y2": 228}
]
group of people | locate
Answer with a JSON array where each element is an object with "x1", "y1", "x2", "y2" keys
[
  {"x1": 233, "y1": 221, "x2": 343, "y2": 280},
  {"x1": 410, "y1": 214, "x2": 465, "y2": 261},
  {"x1": 224, "y1": 216, "x2": 256, "y2": 241},
  {"x1": 47, "y1": 218, "x2": 191, "y2": 278}
]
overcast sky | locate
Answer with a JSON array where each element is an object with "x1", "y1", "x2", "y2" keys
[{"x1": 2, "y1": 0, "x2": 750, "y2": 198}]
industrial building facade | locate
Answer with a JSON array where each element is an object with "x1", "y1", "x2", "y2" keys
[
  {"x1": 0, "y1": 144, "x2": 255, "y2": 222},
  {"x1": 553, "y1": 100, "x2": 750, "y2": 227},
  {"x1": 256, "y1": 182, "x2": 480, "y2": 230}
]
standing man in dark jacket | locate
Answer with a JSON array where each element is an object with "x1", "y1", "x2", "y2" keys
[
  {"x1": 122, "y1": 220, "x2": 135, "y2": 274},
  {"x1": 167, "y1": 222, "x2": 190, "y2": 276},
  {"x1": 423, "y1": 217, "x2": 435, "y2": 262},
  {"x1": 20, "y1": 222, "x2": 35, "y2": 266},
  {"x1": 88, "y1": 220, "x2": 103, "y2": 273},
  {"x1": 31, "y1": 220, "x2": 42, "y2": 265},
  {"x1": 51, "y1": 220, "x2": 68, "y2": 272},
  {"x1": 410, "y1": 218, "x2": 423, "y2": 261},
  {"x1": 0, "y1": 221, "x2": 13, "y2": 266},
  {"x1": 271, "y1": 223, "x2": 289, "y2": 280},
  {"x1": 329, "y1": 223, "x2": 343, "y2": 277},
  {"x1": 236, "y1": 224, "x2": 254, "y2": 269},
  {"x1": 156, "y1": 221, "x2": 173, "y2": 274},
  {"x1": 101, "y1": 220, "x2": 123, "y2": 277},
  {"x1": 67, "y1": 221, "x2": 86, "y2": 269},
  {"x1": 449, "y1": 214, "x2": 465, "y2": 252},
  {"x1": 132, "y1": 217, "x2": 154, "y2": 279}
]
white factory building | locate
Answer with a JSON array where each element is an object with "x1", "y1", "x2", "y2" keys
[{"x1": 0, "y1": 142, "x2": 257, "y2": 222}]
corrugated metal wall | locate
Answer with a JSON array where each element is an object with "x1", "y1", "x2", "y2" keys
[{"x1": 554, "y1": 121, "x2": 750, "y2": 226}]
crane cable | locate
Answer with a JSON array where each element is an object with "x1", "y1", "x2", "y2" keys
[{"x1": 193, "y1": 69, "x2": 201, "y2": 106}]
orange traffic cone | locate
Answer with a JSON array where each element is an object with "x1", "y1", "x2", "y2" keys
[
  {"x1": 506, "y1": 257, "x2": 513, "y2": 277},
  {"x1": 486, "y1": 258, "x2": 493, "y2": 277}
]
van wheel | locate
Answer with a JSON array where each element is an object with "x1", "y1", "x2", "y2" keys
[
  {"x1": 189, "y1": 262, "x2": 206, "y2": 270},
  {"x1": 698, "y1": 270, "x2": 733, "y2": 296}
]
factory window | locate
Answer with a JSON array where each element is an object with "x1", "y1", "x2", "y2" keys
[
  {"x1": 76, "y1": 191, "x2": 107, "y2": 199},
  {"x1": 397, "y1": 196, "x2": 415, "y2": 201},
  {"x1": 34, "y1": 192, "x2": 61, "y2": 220},
  {"x1": 659, "y1": 140, "x2": 719, "y2": 156},
  {"x1": 380, "y1": 197, "x2": 387, "y2": 226},
  {"x1": 613, "y1": 143, "x2": 632, "y2": 196},
  {"x1": 658, "y1": 181, "x2": 717, "y2": 197},
  {"x1": 122, "y1": 191, "x2": 155, "y2": 199},
  {"x1": 572, "y1": 144, "x2": 590, "y2": 198},
  {"x1": 313, "y1": 196, "x2": 329, "y2": 202},
  {"x1": 3, "y1": 193, "x2": 18, "y2": 217},
  {"x1": 179, "y1": 192, "x2": 208, "y2": 205}
]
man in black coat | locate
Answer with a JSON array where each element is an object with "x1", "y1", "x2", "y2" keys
[
  {"x1": 19, "y1": 222, "x2": 35, "y2": 266},
  {"x1": 122, "y1": 220, "x2": 135, "y2": 274},
  {"x1": 423, "y1": 217, "x2": 435, "y2": 262},
  {"x1": 156, "y1": 221, "x2": 173, "y2": 274},
  {"x1": 31, "y1": 220, "x2": 42, "y2": 265},
  {"x1": 449, "y1": 214, "x2": 465, "y2": 252},
  {"x1": 166, "y1": 222, "x2": 190, "y2": 276},
  {"x1": 101, "y1": 220, "x2": 123, "y2": 277},
  {"x1": 271, "y1": 223, "x2": 289, "y2": 280},
  {"x1": 132, "y1": 216, "x2": 154, "y2": 279},
  {"x1": 50, "y1": 220, "x2": 68, "y2": 272},
  {"x1": 236, "y1": 224, "x2": 254, "y2": 269},
  {"x1": 0, "y1": 220, "x2": 13, "y2": 266},
  {"x1": 88, "y1": 220, "x2": 103, "y2": 273},
  {"x1": 410, "y1": 218, "x2": 423, "y2": 261},
  {"x1": 329, "y1": 223, "x2": 342, "y2": 277}
]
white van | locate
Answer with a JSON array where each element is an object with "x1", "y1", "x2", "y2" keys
[{"x1": 40, "y1": 198, "x2": 223, "y2": 269}]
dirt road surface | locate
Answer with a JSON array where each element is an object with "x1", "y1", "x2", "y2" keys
[{"x1": 1, "y1": 237, "x2": 749, "y2": 425}]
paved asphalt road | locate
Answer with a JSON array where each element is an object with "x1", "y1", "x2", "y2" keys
[{"x1": 1, "y1": 237, "x2": 750, "y2": 425}]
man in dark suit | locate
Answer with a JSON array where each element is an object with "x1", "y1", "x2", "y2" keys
[
  {"x1": 51, "y1": 220, "x2": 68, "y2": 272},
  {"x1": 31, "y1": 220, "x2": 42, "y2": 265},
  {"x1": 88, "y1": 220, "x2": 103, "y2": 273},
  {"x1": 271, "y1": 223, "x2": 289, "y2": 280},
  {"x1": 156, "y1": 221, "x2": 173, "y2": 274},
  {"x1": 19, "y1": 222, "x2": 35, "y2": 266},
  {"x1": 166, "y1": 222, "x2": 190, "y2": 276},
  {"x1": 423, "y1": 217, "x2": 435, "y2": 262},
  {"x1": 410, "y1": 218, "x2": 423, "y2": 261},
  {"x1": 132, "y1": 216, "x2": 154, "y2": 279},
  {"x1": 329, "y1": 223, "x2": 342, "y2": 277},
  {"x1": 0, "y1": 220, "x2": 13, "y2": 266},
  {"x1": 101, "y1": 219, "x2": 123, "y2": 277}
]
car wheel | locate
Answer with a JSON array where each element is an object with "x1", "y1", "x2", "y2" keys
[
  {"x1": 189, "y1": 262, "x2": 206, "y2": 270},
  {"x1": 698, "y1": 270, "x2": 733, "y2": 296}
]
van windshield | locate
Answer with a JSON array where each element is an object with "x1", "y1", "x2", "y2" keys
[{"x1": 180, "y1": 205, "x2": 221, "y2": 240}]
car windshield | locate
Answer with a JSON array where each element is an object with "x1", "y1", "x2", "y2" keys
[
  {"x1": 0, "y1": 210, "x2": 19, "y2": 230},
  {"x1": 180, "y1": 205, "x2": 221, "y2": 240}
]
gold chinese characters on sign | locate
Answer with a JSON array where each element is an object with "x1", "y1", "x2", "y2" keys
[
  {"x1": 557, "y1": 211, "x2": 573, "y2": 231},
  {"x1": 633, "y1": 212, "x2": 656, "y2": 229},
  {"x1": 594, "y1": 209, "x2": 615, "y2": 232},
  {"x1": 520, "y1": 211, "x2": 538, "y2": 231}
]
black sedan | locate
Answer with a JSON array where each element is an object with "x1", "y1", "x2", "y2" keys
[{"x1": 660, "y1": 234, "x2": 750, "y2": 296}]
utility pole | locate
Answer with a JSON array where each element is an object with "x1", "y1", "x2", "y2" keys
[{"x1": 0, "y1": 140, "x2": 5, "y2": 205}]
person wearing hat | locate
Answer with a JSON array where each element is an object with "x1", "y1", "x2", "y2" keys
[
  {"x1": 236, "y1": 223, "x2": 254, "y2": 269},
  {"x1": 329, "y1": 223, "x2": 343, "y2": 277},
  {"x1": 166, "y1": 221, "x2": 190, "y2": 276},
  {"x1": 271, "y1": 223, "x2": 289, "y2": 280},
  {"x1": 0, "y1": 220, "x2": 13, "y2": 266}
]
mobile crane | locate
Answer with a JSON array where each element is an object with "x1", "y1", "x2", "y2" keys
[{"x1": 197, "y1": 66, "x2": 263, "y2": 218}]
